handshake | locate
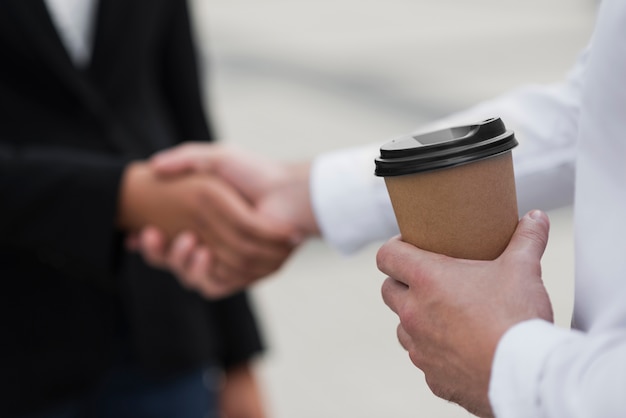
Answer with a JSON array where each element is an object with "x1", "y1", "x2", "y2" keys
[{"x1": 118, "y1": 143, "x2": 317, "y2": 298}]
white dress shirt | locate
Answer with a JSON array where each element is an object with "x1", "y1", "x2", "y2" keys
[
  {"x1": 44, "y1": 0, "x2": 99, "y2": 67},
  {"x1": 311, "y1": 0, "x2": 626, "y2": 416}
]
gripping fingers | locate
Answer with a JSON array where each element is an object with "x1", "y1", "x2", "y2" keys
[
  {"x1": 210, "y1": 241, "x2": 291, "y2": 282},
  {"x1": 167, "y1": 231, "x2": 201, "y2": 289},
  {"x1": 397, "y1": 323, "x2": 413, "y2": 352},
  {"x1": 167, "y1": 242, "x2": 233, "y2": 299},
  {"x1": 381, "y1": 276, "x2": 408, "y2": 313},
  {"x1": 138, "y1": 226, "x2": 169, "y2": 269}
]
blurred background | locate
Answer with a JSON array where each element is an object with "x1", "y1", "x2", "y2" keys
[{"x1": 189, "y1": 1, "x2": 596, "y2": 417}]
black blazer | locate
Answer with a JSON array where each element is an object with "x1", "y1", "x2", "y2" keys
[{"x1": 0, "y1": 1, "x2": 263, "y2": 415}]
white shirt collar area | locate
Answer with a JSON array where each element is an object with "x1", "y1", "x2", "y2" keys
[{"x1": 43, "y1": 0, "x2": 99, "y2": 67}]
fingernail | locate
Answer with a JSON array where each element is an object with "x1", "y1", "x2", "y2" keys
[{"x1": 528, "y1": 210, "x2": 549, "y2": 227}]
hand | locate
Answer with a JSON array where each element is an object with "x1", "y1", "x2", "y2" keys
[
  {"x1": 127, "y1": 227, "x2": 219, "y2": 298},
  {"x1": 220, "y1": 362, "x2": 267, "y2": 418},
  {"x1": 378, "y1": 210, "x2": 553, "y2": 417},
  {"x1": 128, "y1": 143, "x2": 318, "y2": 297},
  {"x1": 150, "y1": 142, "x2": 319, "y2": 236},
  {"x1": 119, "y1": 162, "x2": 299, "y2": 297}
]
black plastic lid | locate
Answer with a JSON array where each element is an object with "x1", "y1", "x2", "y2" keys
[{"x1": 374, "y1": 117, "x2": 518, "y2": 177}]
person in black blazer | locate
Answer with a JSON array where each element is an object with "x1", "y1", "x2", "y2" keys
[{"x1": 0, "y1": 1, "x2": 296, "y2": 417}]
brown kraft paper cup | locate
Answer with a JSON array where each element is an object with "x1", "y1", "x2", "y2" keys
[{"x1": 375, "y1": 118, "x2": 519, "y2": 260}]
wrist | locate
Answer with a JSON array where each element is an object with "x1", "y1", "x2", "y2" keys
[
  {"x1": 289, "y1": 161, "x2": 320, "y2": 236},
  {"x1": 117, "y1": 161, "x2": 152, "y2": 231}
]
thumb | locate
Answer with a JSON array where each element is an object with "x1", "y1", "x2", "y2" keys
[
  {"x1": 504, "y1": 210, "x2": 550, "y2": 260},
  {"x1": 150, "y1": 143, "x2": 220, "y2": 176}
]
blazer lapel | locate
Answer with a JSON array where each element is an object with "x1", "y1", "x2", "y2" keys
[
  {"x1": 88, "y1": 0, "x2": 130, "y2": 89},
  {"x1": 11, "y1": 1, "x2": 101, "y2": 111}
]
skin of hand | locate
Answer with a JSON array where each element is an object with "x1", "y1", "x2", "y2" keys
[
  {"x1": 128, "y1": 143, "x2": 319, "y2": 296},
  {"x1": 220, "y1": 362, "x2": 267, "y2": 418},
  {"x1": 118, "y1": 161, "x2": 299, "y2": 297},
  {"x1": 150, "y1": 142, "x2": 319, "y2": 236},
  {"x1": 378, "y1": 210, "x2": 553, "y2": 418}
]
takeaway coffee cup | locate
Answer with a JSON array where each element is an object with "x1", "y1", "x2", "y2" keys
[{"x1": 374, "y1": 117, "x2": 519, "y2": 260}]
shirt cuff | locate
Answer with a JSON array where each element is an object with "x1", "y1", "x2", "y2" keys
[
  {"x1": 488, "y1": 319, "x2": 579, "y2": 417},
  {"x1": 310, "y1": 144, "x2": 399, "y2": 255}
]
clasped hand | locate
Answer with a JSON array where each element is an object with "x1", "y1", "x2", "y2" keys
[{"x1": 122, "y1": 143, "x2": 316, "y2": 298}]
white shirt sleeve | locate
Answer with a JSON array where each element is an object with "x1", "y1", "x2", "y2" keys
[
  {"x1": 310, "y1": 143, "x2": 399, "y2": 254},
  {"x1": 311, "y1": 47, "x2": 586, "y2": 255},
  {"x1": 489, "y1": 1, "x2": 626, "y2": 416},
  {"x1": 490, "y1": 320, "x2": 626, "y2": 418}
]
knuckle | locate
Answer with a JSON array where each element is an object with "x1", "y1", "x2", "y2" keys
[
  {"x1": 380, "y1": 279, "x2": 397, "y2": 307},
  {"x1": 408, "y1": 349, "x2": 426, "y2": 370},
  {"x1": 398, "y1": 304, "x2": 417, "y2": 330},
  {"x1": 522, "y1": 226, "x2": 548, "y2": 248},
  {"x1": 424, "y1": 376, "x2": 446, "y2": 399},
  {"x1": 380, "y1": 278, "x2": 392, "y2": 297},
  {"x1": 376, "y1": 245, "x2": 392, "y2": 272}
]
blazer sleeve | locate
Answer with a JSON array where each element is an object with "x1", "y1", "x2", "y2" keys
[
  {"x1": 0, "y1": 143, "x2": 129, "y2": 282},
  {"x1": 211, "y1": 291, "x2": 265, "y2": 369}
]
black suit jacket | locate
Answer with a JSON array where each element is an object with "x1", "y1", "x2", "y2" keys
[{"x1": 0, "y1": 1, "x2": 263, "y2": 415}]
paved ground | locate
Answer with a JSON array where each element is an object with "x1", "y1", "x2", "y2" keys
[{"x1": 189, "y1": 1, "x2": 595, "y2": 416}]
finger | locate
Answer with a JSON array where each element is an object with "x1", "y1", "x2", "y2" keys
[
  {"x1": 197, "y1": 279, "x2": 238, "y2": 300},
  {"x1": 187, "y1": 247, "x2": 212, "y2": 284},
  {"x1": 376, "y1": 236, "x2": 445, "y2": 287},
  {"x1": 198, "y1": 281, "x2": 239, "y2": 300},
  {"x1": 205, "y1": 259, "x2": 267, "y2": 296},
  {"x1": 503, "y1": 210, "x2": 550, "y2": 261},
  {"x1": 194, "y1": 263, "x2": 245, "y2": 300},
  {"x1": 221, "y1": 205, "x2": 300, "y2": 249},
  {"x1": 397, "y1": 323, "x2": 413, "y2": 352},
  {"x1": 164, "y1": 243, "x2": 253, "y2": 299},
  {"x1": 138, "y1": 226, "x2": 168, "y2": 269},
  {"x1": 182, "y1": 247, "x2": 215, "y2": 295},
  {"x1": 150, "y1": 143, "x2": 222, "y2": 176},
  {"x1": 196, "y1": 177, "x2": 295, "y2": 244},
  {"x1": 208, "y1": 235, "x2": 293, "y2": 280},
  {"x1": 196, "y1": 207, "x2": 293, "y2": 280},
  {"x1": 167, "y1": 232, "x2": 198, "y2": 283},
  {"x1": 381, "y1": 277, "x2": 408, "y2": 313},
  {"x1": 196, "y1": 180, "x2": 299, "y2": 269}
]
